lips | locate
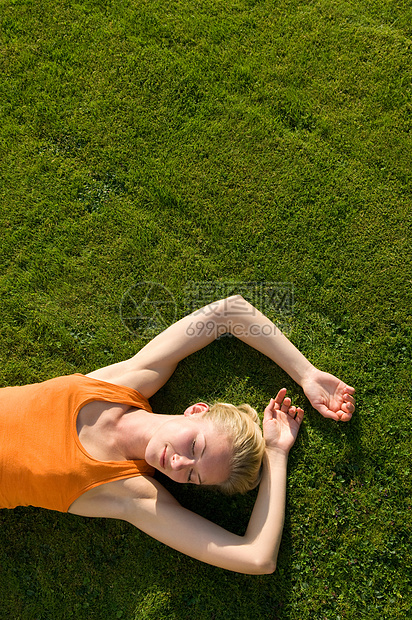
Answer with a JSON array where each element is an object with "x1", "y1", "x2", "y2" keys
[{"x1": 161, "y1": 446, "x2": 167, "y2": 469}]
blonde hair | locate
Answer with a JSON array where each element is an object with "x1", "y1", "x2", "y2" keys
[{"x1": 203, "y1": 402, "x2": 265, "y2": 495}]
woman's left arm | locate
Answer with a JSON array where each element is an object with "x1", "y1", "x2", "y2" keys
[{"x1": 88, "y1": 295, "x2": 355, "y2": 419}]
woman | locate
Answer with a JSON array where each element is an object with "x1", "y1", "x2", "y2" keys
[{"x1": 0, "y1": 295, "x2": 355, "y2": 574}]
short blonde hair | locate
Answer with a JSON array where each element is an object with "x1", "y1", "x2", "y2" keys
[{"x1": 203, "y1": 402, "x2": 265, "y2": 495}]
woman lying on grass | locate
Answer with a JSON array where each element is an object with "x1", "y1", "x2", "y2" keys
[{"x1": 0, "y1": 295, "x2": 355, "y2": 574}]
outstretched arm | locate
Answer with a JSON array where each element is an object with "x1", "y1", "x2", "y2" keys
[{"x1": 87, "y1": 295, "x2": 355, "y2": 419}]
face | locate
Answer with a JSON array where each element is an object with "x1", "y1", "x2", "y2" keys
[{"x1": 144, "y1": 407, "x2": 232, "y2": 486}]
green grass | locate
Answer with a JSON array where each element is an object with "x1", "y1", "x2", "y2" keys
[{"x1": 0, "y1": 0, "x2": 411, "y2": 618}]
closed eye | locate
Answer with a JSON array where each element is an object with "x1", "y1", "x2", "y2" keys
[{"x1": 187, "y1": 440, "x2": 196, "y2": 482}]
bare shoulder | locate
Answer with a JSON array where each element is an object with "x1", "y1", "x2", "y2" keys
[{"x1": 68, "y1": 475, "x2": 176, "y2": 520}]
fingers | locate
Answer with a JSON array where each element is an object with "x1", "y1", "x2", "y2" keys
[
  {"x1": 265, "y1": 389, "x2": 304, "y2": 425},
  {"x1": 274, "y1": 388, "x2": 287, "y2": 409},
  {"x1": 342, "y1": 393, "x2": 355, "y2": 417},
  {"x1": 320, "y1": 406, "x2": 352, "y2": 422},
  {"x1": 344, "y1": 393, "x2": 355, "y2": 406},
  {"x1": 280, "y1": 396, "x2": 292, "y2": 413},
  {"x1": 289, "y1": 406, "x2": 304, "y2": 424},
  {"x1": 339, "y1": 410, "x2": 352, "y2": 422},
  {"x1": 264, "y1": 388, "x2": 287, "y2": 422},
  {"x1": 316, "y1": 403, "x2": 342, "y2": 421}
]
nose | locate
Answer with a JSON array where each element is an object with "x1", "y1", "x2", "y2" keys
[{"x1": 170, "y1": 454, "x2": 195, "y2": 471}]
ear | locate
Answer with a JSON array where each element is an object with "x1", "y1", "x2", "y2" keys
[{"x1": 183, "y1": 402, "x2": 210, "y2": 417}]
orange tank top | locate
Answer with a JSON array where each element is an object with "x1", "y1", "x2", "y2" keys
[{"x1": 0, "y1": 373, "x2": 155, "y2": 512}]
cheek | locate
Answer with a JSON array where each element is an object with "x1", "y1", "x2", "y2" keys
[
  {"x1": 154, "y1": 422, "x2": 194, "y2": 455},
  {"x1": 144, "y1": 440, "x2": 158, "y2": 467}
]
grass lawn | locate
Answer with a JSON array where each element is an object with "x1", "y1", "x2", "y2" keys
[{"x1": 0, "y1": 0, "x2": 411, "y2": 618}]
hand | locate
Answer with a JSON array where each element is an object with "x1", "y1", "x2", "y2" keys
[
  {"x1": 263, "y1": 388, "x2": 304, "y2": 455},
  {"x1": 301, "y1": 368, "x2": 355, "y2": 421}
]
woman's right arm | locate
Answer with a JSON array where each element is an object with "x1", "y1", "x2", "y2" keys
[{"x1": 122, "y1": 389, "x2": 302, "y2": 575}]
